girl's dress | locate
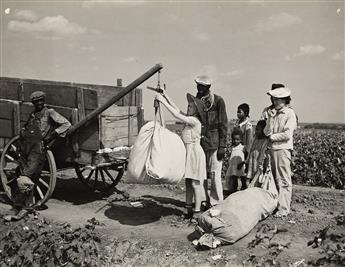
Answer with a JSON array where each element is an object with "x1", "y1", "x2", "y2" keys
[
  {"x1": 235, "y1": 118, "x2": 253, "y2": 155},
  {"x1": 224, "y1": 144, "x2": 245, "y2": 191},
  {"x1": 246, "y1": 137, "x2": 270, "y2": 180},
  {"x1": 181, "y1": 117, "x2": 207, "y2": 181},
  {"x1": 226, "y1": 144, "x2": 246, "y2": 178}
]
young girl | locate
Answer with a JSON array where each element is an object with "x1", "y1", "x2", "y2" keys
[
  {"x1": 245, "y1": 120, "x2": 270, "y2": 183},
  {"x1": 263, "y1": 87, "x2": 297, "y2": 218},
  {"x1": 235, "y1": 103, "x2": 253, "y2": 157},
  {"x1": 155, "y1": 92, "x2": 207, "y2": 219},
  {"x1": 224, "y1": 128, "x2": 246, "y2": 194}
]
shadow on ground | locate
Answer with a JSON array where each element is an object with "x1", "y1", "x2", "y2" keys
[
  {"x1": 51, "y1": 176, "x2": 115, "y2": 205},
  {"x1": 141, "y1": 195, "x2": 185, "y2": 208},
  {"x1": 104, "y1": 199, "x2": 184, "y2": 226}
]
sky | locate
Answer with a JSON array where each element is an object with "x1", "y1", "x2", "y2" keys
[{"x1": 0, "y1": 0, "x2": 344, "y2": 123}]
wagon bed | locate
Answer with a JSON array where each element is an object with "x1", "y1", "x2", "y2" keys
[{"x1": 0, "y1": 64, "x2": 162, "y2": 207}]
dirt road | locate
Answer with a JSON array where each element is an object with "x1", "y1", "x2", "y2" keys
[{"x1": 1, "y1": 171, "x2": 344, "y2": 266}]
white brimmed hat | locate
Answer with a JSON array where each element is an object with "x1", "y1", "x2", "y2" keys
[
  {"x1": 267, "y1": 87, "x2": 291, "y2": 98},
  {"x1": 195, "y1": 75, "x2": 212, "y2": 86}
]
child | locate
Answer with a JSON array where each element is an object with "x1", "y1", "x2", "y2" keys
[
  {"x1": 263, "y1": 87, "x2": 297, "y2": 218},
  {"x1": 245, "y1": 120, "x2": 270, "y2": 183},
  {"x1": 155, "y1": 92, "x2": 207, "y2": 219},
  {"x1": 235, "y1": 103, "x2": 253, "y2": 157},
  {"x1": 224, "y1": 128, "x2": 246, "y2": 194}
]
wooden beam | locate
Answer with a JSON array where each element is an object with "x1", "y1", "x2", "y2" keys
[{"x1": 67, "y1": 63, "x2": 162, "y2": 136}]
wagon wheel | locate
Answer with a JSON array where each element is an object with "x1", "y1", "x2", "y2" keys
[
  {"x1": 74, "y1": 162, "x2": 125, "y2": 193},
  {"x1": 0, "y1": 135, "x2": 57, "y2": 207}
]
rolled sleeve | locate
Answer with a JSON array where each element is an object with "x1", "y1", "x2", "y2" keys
[{"x1": 48, "y1": 109, "x2": 71, "y2": 137}]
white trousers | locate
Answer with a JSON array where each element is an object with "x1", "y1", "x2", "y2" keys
[
  {"x1": 270, "y1": 149, "x2": 292, "y2": 215},
  {"x1": 205, "y1": 150, "x2": 223, "y2": 205}
]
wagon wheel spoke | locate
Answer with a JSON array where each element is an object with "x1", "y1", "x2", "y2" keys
[
  {"x1": 103, "y1": 168, "x2": 116, "y2": 182},
  {"x1": 86, "y1": 170, "x2": 95, "y2": 182},
  {"x1": 36, "y1": 185, "x2": 45, "y2": 200},
  {"x1": 79, "y1": 166, "x2": 87, "y2": 173},
  {"x1": 38, "y1": 178, "x2": 50, "y2": 189},
  {"x1": 5, "y1": 154, "x2": 18, "y2": 164},
  {"x1": 93, "y1": 169, "x2": 99, "y2": 191},
  {"x1": 99, "y1": 169, "x2": 107, "y2": 190},
  {"x1": 3, "y1": 167, "x2": 16, "y2": 171}
]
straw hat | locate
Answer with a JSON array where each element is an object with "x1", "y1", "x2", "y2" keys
[{"x1": 267, "y1": 87, "x2": 291, "y2": 98}]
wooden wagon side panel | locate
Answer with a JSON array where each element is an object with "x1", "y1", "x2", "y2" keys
[
  {"x1": 100, "y1": 106, "x2": 138, "y2": 148},
  {"x1": 0, "y1": 77, "x2": 98, "y2": 110},
  {"x1": 0, "y1": 80, "x2": 23, "y2": 101},
  {"x1": 0, "y1": 100, "x2": 20, "y2": 150}
]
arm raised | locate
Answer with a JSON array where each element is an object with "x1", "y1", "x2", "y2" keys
[{"x1": 156, "y1": 94, "x2": 196, "y2": 126}]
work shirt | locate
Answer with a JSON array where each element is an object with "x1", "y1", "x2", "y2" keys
[
  {"x1": 26, "y1": 106, "x2": 71, "y2": 138},
  {"x1": 263, "y1": 106, "x2": 297, "y2": 150},
  {"x1": 196, "y1": 93, "x2": 228, "y2": 151},
  {"x1": 261, "y1": 105, "x2": 298, "y2": 126},
  {"x1": 235, "y1": 118, "x2": 253, "y2": 155}
]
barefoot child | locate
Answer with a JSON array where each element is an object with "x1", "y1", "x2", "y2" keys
[
  {"x1": 156, "y1": 92, "x2": 207, "y2": 219},
  {"x1": 224, "y1": 128, "x2": 246, "y2": 194}
]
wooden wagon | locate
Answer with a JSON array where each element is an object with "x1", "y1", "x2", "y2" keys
[{"x1": 0, "y1": 64, "x2": 162, "y2": 207}]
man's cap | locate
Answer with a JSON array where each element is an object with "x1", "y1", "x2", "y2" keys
[
  {"x1": 195, "y1": 75, "x2": 212, "y2": 86},
  {"x1": 267, "y1": 87, "x2": 291, "y2": 98},
  {"x1": 186, "y1": 93, "x2": 206, "y2": 123},
  {"x1": 271, "y1": 83, "x2": 285, "y2": 90},
  {"x1": 30, "y1": 91, "x2": 46, "y2": 101}
]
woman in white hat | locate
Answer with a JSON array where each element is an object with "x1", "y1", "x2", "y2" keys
[
  {"x1": 263, "y1": 87, "x2": 297, "y2": 218},
  {"x1": 155, "y1": 92, "x2": 207, "y2": 219}
]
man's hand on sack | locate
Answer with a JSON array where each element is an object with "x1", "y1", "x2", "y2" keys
[{"x1": 216, "y1": 147, "x2": 226, "y2": 161}]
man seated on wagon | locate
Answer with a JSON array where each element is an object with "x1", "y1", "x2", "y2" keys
[{"x1": 4, "y1": 91, "x2": 71, "y2": 221}]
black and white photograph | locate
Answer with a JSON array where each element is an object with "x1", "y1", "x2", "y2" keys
[{"x1": 0, "y1": 0, "x2": 344, "y2": 266}]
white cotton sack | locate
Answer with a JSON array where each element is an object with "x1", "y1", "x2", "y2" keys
[
  {"x1": 127, "y1": 121, "x2": 156, "y2": 182},
  {"x1": 145, "y1": 122, "x2": 186, "y2": 184}
]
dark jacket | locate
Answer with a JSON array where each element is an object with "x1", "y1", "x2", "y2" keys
[{"x1": 197, "y1": 94, "x2": 228, "y2": 151}]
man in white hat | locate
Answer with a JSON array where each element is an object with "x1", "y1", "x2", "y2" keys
[
  {"x1": 5, "y1": 90, "x2": 71, "y2": 221},
  {"x1": 263, "y1": 86, "x2": 297, "y2": 218},
  {"x1": 195, "y1": 75, "x2": 228, "y2": 206}
]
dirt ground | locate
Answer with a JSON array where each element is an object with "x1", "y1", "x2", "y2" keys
[{"x1": 1, "y1": 170, "x2": 345, "y2": 266}]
